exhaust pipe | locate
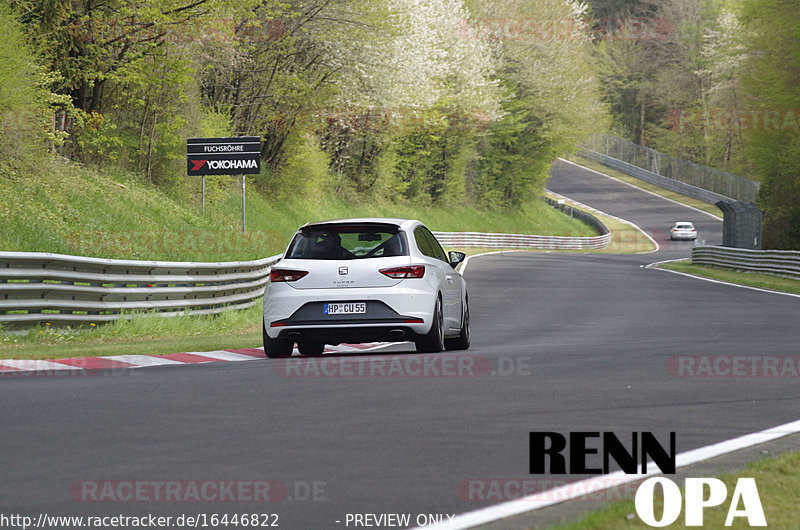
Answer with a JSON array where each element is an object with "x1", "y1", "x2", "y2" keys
[
  {"x1": 286, "y1": 331, "x2": 302, "y2": 339},
  {"x1": 389, "y1": 329, "x2": 405, "y2": 339}
]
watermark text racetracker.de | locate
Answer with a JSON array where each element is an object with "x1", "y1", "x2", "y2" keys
[
  {"x1": 457, "y1": 477, "x2": 639, "y2": 502},
  {"x1": 272, "y1": 354, "x2": 533, "y2": 378},
  {"x1": 667, "y1": 108, "x2": 800, "y2": 133},
  {"x1": 456, "y1": 17, "x2": 674, "y2": 42},
  {"x1": 668, "y1": 355, "x2": 800, "y2": 377},
  {"x1": 268, "y1": 106, "x2": 493, "y2": 134},
  {"x1": 69, "y1": 479, "x2": 326, "y2": 503},
  {"x1": 0, "y1": 366, "x2": 139, "y2": 380},
  {"x1": 66, "y1": 16, "x2": 286, "y2": 45}
]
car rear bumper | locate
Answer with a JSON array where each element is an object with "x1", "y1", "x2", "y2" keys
[
  {"x1": 263, "y1": 284, "x2": 436, "y2": 340},
  {"x1": 272, "y1": 325, "x2": 422, "y2": 344}
]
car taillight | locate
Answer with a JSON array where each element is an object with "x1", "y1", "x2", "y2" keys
[
  {"x1": 270, "y1": 268, "x2": 308, "y2": 282},
  {"x1": 379, "y1": 265, "x2": 425, "y2": 279}
]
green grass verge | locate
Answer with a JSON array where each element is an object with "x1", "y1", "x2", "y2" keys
[
  {"x1": 597, "y1": 215, "x2": 656, "y2": 253},
  {"x1": 566, "y1": 155, "x2": 723, "y2": 219},
  {"x1": 0, "y1": 157, "x2": 595, "y2": 262},
  {"x1": 547, "y1": 450, "x2": 800, "y2": 529},
  {"x1": 0, "y1": 302, "x2": 264, "y2": 359},
  {"x1": 0, "y1": 329, "x2": 263, "y2": 360},
  {"x1": 659, "y1": 260, "x2": 800, "y2": 295}
]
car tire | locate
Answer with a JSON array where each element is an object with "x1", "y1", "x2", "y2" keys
[
  {"x1": 298, "y1": 341, "x2": 325, "y2": 356},
  {"x1": 415, "y1": 296, "x2": 444, "y2": 353},
  {"x1": 445, "y1": 297, "x2": 470, "y2": 351},
  {"x1": 263, "y1": 320, "x2": 293, "y2": 358}
]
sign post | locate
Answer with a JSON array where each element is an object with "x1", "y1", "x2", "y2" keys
[{"x1": 187, "y1": 136, "x2": 261, "y2": 233}]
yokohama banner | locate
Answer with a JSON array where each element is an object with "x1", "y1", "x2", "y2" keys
[{"x1": 187, "y1": 137, "x2": 261, "y2": 176}]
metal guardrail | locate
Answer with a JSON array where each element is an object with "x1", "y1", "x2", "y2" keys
[
  {"x1": 544, "y1": 196, "x2": 611, "y2": 238},
  {"x1": 580, "y1": 134, "x2": 760, "y2": 203},
  {"x1": 434, "y1": 231, "x2": 610, "y2": 250},
  {"x1": 0, "y1": 252, "x2": 282, "y2": 324},
  {"x1": 579, "y1": 149, "x2": 735, "y2": 205},
  {"x1": 692, "y1": 246, "x2": 800, "y2": 280},
  {"x1": 434, "y1": 202, "x2": 610, "y2": 250}
]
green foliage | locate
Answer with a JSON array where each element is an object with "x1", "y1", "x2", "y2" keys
[
  {"x1": 198, "y1": 108, "x2": 233, "y2": 138},
  {"x1": 3, "y1": 0, "x2": 614, "y2": 244},
  {"x1": 387, "y1": 122, "x2": 473, "y2": 205},
  {"x1": 368, "y1": 146, "x2": 406, "y2": 200},
  {"x1": 0, "y1": 5, "x2": 41, "y2": 110},
  {"x1": 392, "y1": 130, "x2": 444, "y2": 203},
  {"x1": 266, "y1": 132, "x2": 331, "y2": 198},
  {"x1": 589, "y1": 0, "x2": 755, "y2": 175},
  {"x1": 71, "y1": 110, "x2": 124, "y2": 163},
  {"x1": 0, "y1": 2, "x2": 65, "y2": 162},
  {"x1": 469, "y1": 0, "x2": 609, "y2": 207},
  {"x1": 441, "y1": 141, "x2": 476, "y2": 205},
  {"x1": 478, "y1": 94, "x2": 542, "y2": 208},
  {"x1": 740, "y1": 0, "x2": 800, "y2": 249}
]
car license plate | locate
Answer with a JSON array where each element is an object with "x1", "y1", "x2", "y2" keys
[{"x1": 323, "y1": 302, "x2": 366, "y2": 315}]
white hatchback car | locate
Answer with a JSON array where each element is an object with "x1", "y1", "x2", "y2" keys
[
  {"x1": 669, "y1": 221, "x2": 697, "y2": 240},
  {"x1": 262, "y1": 218, "x2": 470, "y2": 357}
]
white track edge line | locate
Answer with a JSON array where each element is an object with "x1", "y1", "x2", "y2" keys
[
  {"x1": 459, "y1": 251, "x2": 522, "y2": 275},
  {"x1": 415, "y1": 418, "x2": 800, "y2": 530},
  {"x1": 557, "y1": 157, "x2": 723, "y2": 221},
  {"x1": 645, "y1": 258, "x2": 800, "y2": 299}
]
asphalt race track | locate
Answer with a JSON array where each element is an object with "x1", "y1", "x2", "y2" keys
[{"x1": 2, "y1": 160, "x2": 799, "y2": 529}]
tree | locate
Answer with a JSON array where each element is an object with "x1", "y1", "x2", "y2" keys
[
  {"x1": 0, "y1": 1, "x2": 68, "y2": 162},
  {"x1": 468, "y1": 0, "x2": 608, "y2": 206},
  {"x1": 740, "y1": 0, "x2": 800, "y2": 248}
]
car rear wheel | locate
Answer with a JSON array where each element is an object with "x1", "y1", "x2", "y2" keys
[
  {"x1": 415, "y1": 297, "x2": 444, "y2": 353},
  {"x1": 298, "y1": 341, "x2": 325, "y2": 356},
  {"x1": 263, "y1": 320, "x2": 294, "y2": 358},
  {"x1": 445, "y1": 297, "x2": 470, "y2": 351}
]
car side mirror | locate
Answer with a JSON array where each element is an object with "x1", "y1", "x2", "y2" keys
[{"x1": 448, "y1": 251, "x2": 466, "y2": 268}]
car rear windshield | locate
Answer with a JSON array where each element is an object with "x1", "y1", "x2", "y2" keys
[
  {"x1": 285, "y1": 225, "x2": 409, "y2": 260},
  {"x1": 676, "y1": 224, "x2": 693, "y2": 229}
]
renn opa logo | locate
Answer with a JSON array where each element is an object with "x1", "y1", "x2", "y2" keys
[{"x1": 529, "y1": 432, "x2": 766, "y2": 527}]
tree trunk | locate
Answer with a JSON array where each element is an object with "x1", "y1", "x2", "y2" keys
[{"x1": 638, "y1": 97, "x2": 645, "y2": 145}]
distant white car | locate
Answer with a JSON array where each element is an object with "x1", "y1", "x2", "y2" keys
[
  {"x1": 669, "y1": 221, "x2": 697, "y2": 241},
  {"x1": 262, "y1": 218, "x2": 470, "y2": 357}
]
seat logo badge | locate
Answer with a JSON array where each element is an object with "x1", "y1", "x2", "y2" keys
[{"x1": 339, "y1": 266, "x2": 348, "y2": 275}]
